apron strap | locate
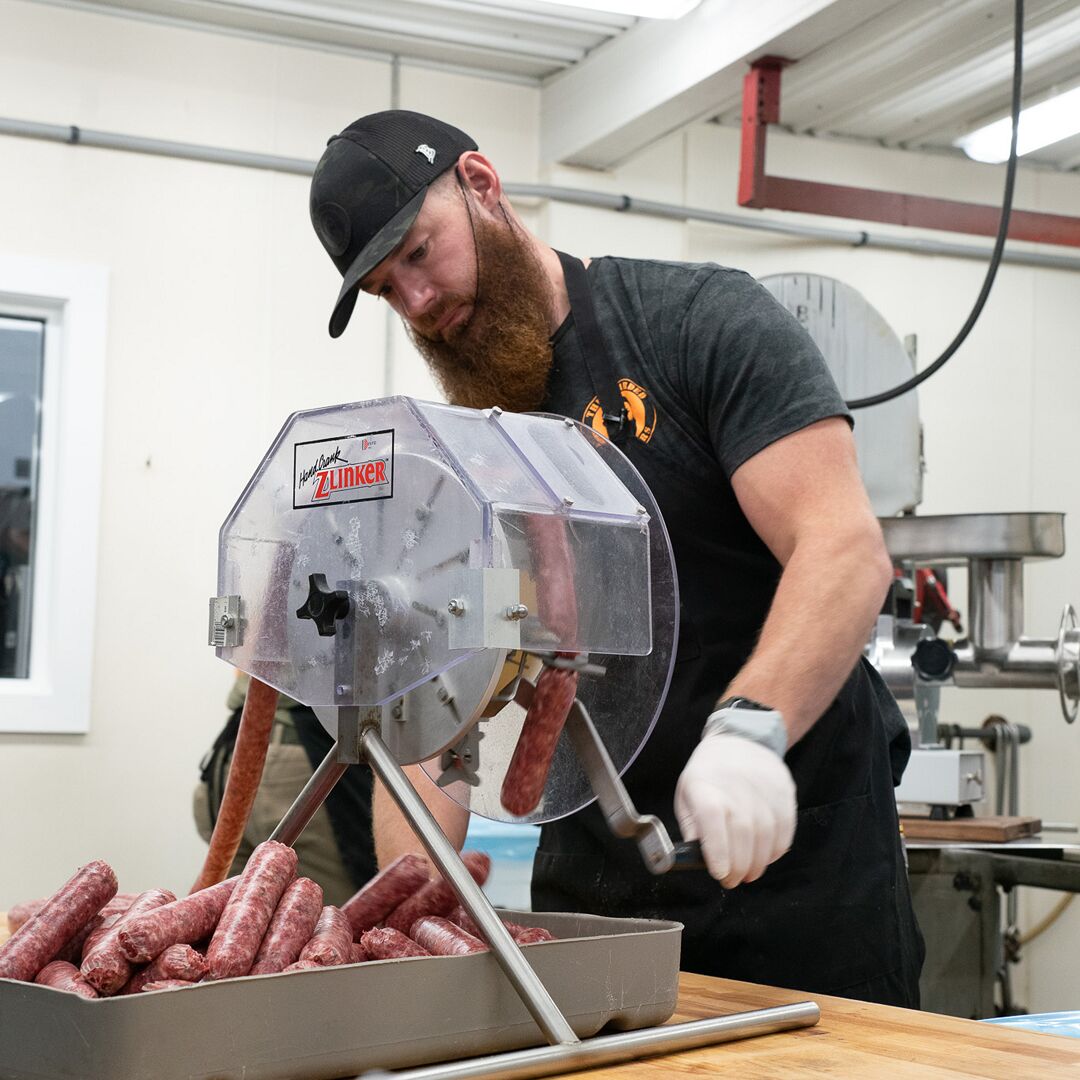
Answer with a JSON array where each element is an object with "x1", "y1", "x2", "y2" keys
[{"x1": 555, "y1": 250, "x2": 629, "y2": 445}]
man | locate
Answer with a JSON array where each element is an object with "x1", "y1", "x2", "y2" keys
[{"x1": 308, "y1": 110, "x2": 924, "y2": 1005}]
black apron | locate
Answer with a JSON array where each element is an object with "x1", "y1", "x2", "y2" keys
[{"x1": 532, "y1": 253, "x2": 924, "y2": 1007}]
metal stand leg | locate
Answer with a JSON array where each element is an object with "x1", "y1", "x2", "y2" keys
[
  {"x1": 361, "y1": 726, "x2": 581, "y2": 1048},
  {"x1": 352, "y1": 1002, "x2": 820, "y2": 1079},
  {"x1": 268, "y1": 742, "x2": 350, "y2": 846}
]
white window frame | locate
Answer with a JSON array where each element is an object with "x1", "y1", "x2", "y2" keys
[{"x1": 0, "y1": 254, "x2": 107, "y2": 733}]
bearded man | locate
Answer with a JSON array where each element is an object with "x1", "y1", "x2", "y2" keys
[{"x1": 308, "y1": 110, "x2": 924, "y2": 1007}]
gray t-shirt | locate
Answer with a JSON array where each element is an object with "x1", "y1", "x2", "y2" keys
[
  {"x1": 540, "y1": 254, "x2": 906, "y2": 812},
  {"x1": 546, "y1": 257, "x2": 851, "y2": 476}
]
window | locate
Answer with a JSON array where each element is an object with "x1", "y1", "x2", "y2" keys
[
  {"x1": 0, "y1": 317, "x2": 44, "y2": 680},
  {"x1": 0, "y1": 255, "x2": 107, "y2": 733}
]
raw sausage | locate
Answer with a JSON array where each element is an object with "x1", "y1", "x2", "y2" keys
[
  {"x1": 141, "y1": 978, "x2": 197, "y2": 992},
  {"x1": 34, "y1": 960, "x2": 99, "y2": 999},
  {"x1": 0, "y1": 860, "x2": 117, "y2": 982},
  {"x1": 341, "y1": 853, "x2": 429, "y2": 938},
  {"x1": 79, "y1": 913, "x2": 123, "y2": 962},
  {"x1": 191, "y1": 676, "x2": 280, "y2": 892},
  {"x1": 445, "y1": 905, "x2": 525, "y2": 940},
  {"x1": 512, "y1": 926, "x2": 555, "y2": 945},
  {"x1": 205, "y1": 840, "x2": 297, "y2": 981},
  {"x1": 6, "y1": 899, "x2": 45, "y2": 935},
  {"x1": 297, "y1": 906, "x2": 352, "y2": 968},
  {"x1": 446, "y1": 906, "x2": 556, "y2": 945},
  {"x1": 249, "y1": 877, "x2": 323, "y2": 976},
  {"x1": 82, "y1": 888, "x2": 176, "y2": 995},
  {"x1": 384, "y1": 851, "x2": 491, "y2": 934},
  {"x1": 349, "y1": 942, "x2": 368, "y2": 964},
  {"x1": 118, "y1": 877, "x2": 238, "y2": 964},
  {"x1": 360, "y1": 927, "x2": 430, "y2": 960},
  {"x1": 281, "y1": 958, "x2": 321, "y2": 973},
  {"x1": 525, "y1": 514, "x2": 579, "y2": 644},
  {"x1": 500, "y1": 665, "x2": 578, "y2": 816},
  {"x1": 58, "y1": 893, "x2": 140, "y2": 964},
  {"x1": 409, "y1": 916, "x2": 487, "y2": 957},
  {"x1": 123, "y1": 944, "x2": 208, "y2": 994}
]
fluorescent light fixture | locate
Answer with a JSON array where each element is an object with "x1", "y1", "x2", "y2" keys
[
  {"x1": 528, "y1": 0, "x2": 702, "y2": 17},
  {"x1": 956, "y1": 84, "x2": 1080, "y2": 163}
]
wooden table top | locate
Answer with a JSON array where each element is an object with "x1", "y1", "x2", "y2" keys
[{"x1": 551, "y1": 973, "x2": 1080, "y2": 1078}]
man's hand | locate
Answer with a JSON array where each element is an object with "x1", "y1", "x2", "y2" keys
[{"x1": 674, "y1": 733, "x2": 796, "y2": 888}]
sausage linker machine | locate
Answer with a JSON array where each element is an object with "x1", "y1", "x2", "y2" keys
[{"x1": 208, "y1": 396, "x2": 818, "y2": 1078}]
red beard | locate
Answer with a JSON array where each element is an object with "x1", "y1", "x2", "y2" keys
[{"x1": 407, "y1": 214, "x2": 555, "y2": 414}]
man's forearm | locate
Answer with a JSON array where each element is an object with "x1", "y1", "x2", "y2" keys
[
  {"x1": 722, "y1": 523, "x2": 892, "y2": 746},
  {"x1": 372, "y1": 763, "x2": 471, "y2": 869}
]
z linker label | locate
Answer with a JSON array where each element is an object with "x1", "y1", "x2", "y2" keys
[{"x1": 293, "y1": 429, "x2": 394, "y2": 509}]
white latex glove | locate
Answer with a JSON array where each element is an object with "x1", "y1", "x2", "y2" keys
[{"x1": 674, "y1": 732, "x2": 797, "y2": 888}]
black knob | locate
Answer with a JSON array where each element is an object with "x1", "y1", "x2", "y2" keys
[
  {"x1": 296, "y1": 573, "x2": 350, "y2": 637},
  {"x1": 912, "y1": 638, "x2": 956, "y2": 681}
]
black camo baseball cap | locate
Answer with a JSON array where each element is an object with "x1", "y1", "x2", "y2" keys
[{"x1": 310, "y1": 110, "x2": 478, "y2": 338}]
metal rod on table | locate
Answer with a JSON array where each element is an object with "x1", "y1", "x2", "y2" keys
[
  {"x1": 354, "y1": 1002, "x2": 820, "y2": 1080},
  {"x1": 268, "y1": 742, "x2": 350, "y2": 845},
  {"x1": 360, "y1": 726, "x2": 580, "y2": 1048}
]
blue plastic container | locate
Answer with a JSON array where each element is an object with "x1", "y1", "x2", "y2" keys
[{"x1": 982, "y1": 1012, "x2": 1080, "y2": 1039}]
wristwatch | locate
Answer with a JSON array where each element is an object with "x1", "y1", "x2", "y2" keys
[{"x1": 702, "y1": 696, "x2": 788, "y2": 758}]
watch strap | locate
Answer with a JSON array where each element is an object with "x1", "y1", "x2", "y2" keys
[{"x1": 702, "y1": 703, "x2": 788, "y2": 758}]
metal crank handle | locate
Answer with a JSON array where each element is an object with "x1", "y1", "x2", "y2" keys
[{"x1": 671, "y1": 840, "x2": 705, "y2": 871}]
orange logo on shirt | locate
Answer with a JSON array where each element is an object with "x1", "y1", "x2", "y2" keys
[{"x1": 582, "y1": 379, "x2": 657, "y2": 443}]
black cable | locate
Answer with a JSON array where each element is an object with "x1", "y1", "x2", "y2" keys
[{"x1": 846, "y1": 0, "x2": 1024, "y2": 410}]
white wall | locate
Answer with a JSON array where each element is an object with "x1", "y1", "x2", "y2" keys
[{"x1": 1, "y1": 0, "x2": 1079, "y2": 1013}]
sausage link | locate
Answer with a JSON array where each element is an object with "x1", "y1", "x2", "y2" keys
[
  {"x1": 513, "y1": 926, "x2": 555, "y2": 945},
  {"x1": 205, "y1": 840, "x2": 298, "y2": 981},
  {"x1": 249, "y1": 877, "x2": 323, "y2": 975},
  {"x1": 118, "y1": 877, "x2": 238, "y2": 964},
  {"x1": 0, "y1": 861, "x2": 117, "y2": 982},
  {"x1": 446, "y1": 905, "x2": 526, "y2": 941},
  {"x1": 349, "y1": 942, "x2": 368, "y2": 964},
  {"x1": 79, "y1": 913, "x2": 123, "y2": 962},
  {"x1": 341, "y1": 853, "x2": 430, "y2": 939},
  {"x1": 6, "y1": 899, "x2": 45, "y2": 935},
  {"x1": 141, "y1": 978, "x2": 198, "y2": 992},
  {"x1": 122, "y1": 944, "x2": 208, "y2": 994},
  {"x1": 384, "y1": 851, "x2": 491, "y2": 934},
  {"x1": 281, "y1": 958, "x2": 322, "y2": 973},
  {"x1": 57, "y1": 893, "x2": 140, "y2": 964},
  {"x1": 410, "y1": 917, "x2": 487, "y2": 957},
  {"x1": 82, "y1": 888, "x2": 176, "y2": 995},
  {"x1": 298, "y1": 906, "x2": 352, "y2": 967},
  {"x1": 191, "y1": 677, "x2": 279, "y2": 892},
  {"x1": 35, "y1": 960, "x2": 100, "y2": 999},
  {"x1": 360, "y1": 927, "x2": 430, "y2": 960},
  {"x1": 526, "y1": 514, "x2": 579, "y2": 644},
  {"x1": 500, "y1": 665, "x2": 578, "y2": 816}
]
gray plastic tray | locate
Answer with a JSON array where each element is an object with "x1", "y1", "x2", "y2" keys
[{"x1": 0, "y1": 910, "x2": 681, "y2": 1080}]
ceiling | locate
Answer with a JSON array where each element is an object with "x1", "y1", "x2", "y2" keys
[{"x1": 29, "y1": 0, "x2": 1080, "y2": 170}]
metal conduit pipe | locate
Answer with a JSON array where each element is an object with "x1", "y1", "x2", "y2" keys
[{"x1": 4, "y1": 115, "x2": 1080, "y2": 273}]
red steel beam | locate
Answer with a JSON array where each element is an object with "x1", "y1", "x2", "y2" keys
[{"x1": 737, "y1": 59, "x2": 1080, "y2": 248}]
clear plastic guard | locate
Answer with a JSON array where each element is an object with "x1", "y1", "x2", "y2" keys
[{"x1": 422, "y1": 417, "x2": 679, "y2": 823}]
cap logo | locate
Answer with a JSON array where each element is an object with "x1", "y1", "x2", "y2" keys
[{"x1": 415, "y1": 143, "x2": 437, "y2": 165}]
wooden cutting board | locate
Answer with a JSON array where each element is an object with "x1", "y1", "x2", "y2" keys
[
  {"x1": 901, "y1": 814, "x2": 1042, "y2": 842},
  {"x1": 550, "y1": 973, "x2": 1080, "y2": 1078}
]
